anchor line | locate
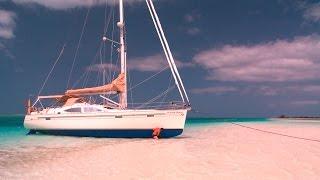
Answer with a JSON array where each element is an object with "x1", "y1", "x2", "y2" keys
[{"x1": 191, "y1": 109, "x2": 320, "y2": 143}]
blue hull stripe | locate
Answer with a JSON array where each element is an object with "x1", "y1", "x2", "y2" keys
[{"x1": 34, "y1": 129, "x2": 183, "y2": 138}]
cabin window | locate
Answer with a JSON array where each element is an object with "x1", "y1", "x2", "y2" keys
[
  {"x1": 84, "y1": 107, "x2": 102, "y2": 112},
  {"x1": 64, "y1": 107, "x2": 82, "y2": 113}
]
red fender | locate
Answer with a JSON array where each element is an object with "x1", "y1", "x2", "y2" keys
[{"x1": 152, "y1": 127, "x2": 162, "y2": 139}]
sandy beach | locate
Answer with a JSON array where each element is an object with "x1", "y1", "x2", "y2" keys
[{"x1": 1, "y1": 120, "x2": 319, "y2": 179}]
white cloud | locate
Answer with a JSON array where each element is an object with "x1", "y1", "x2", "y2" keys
[
  {"x1": 247, "y1": 84, "x2": 320, "y2": 96},
  {"x1": 0, "y1": 10, "x2": 16, "y2": 59},
  {"x1": 12, "y1": 0, "x2": 145, "y2": 10},
  {"x1": 303, "y1": 3, "x2": 320, "y2": 22},
  {"x1": 186, "y1": 27, "x2": 200, "y2": 35},
  {"x1": 254, "y1": 86, "x2": 279, "y2": 96},
  {"x1": 184, "y1": 11, "x2": 201, "y2": 35},
  {"x1": 0, "y1": 10, "x2": 16, "y2": 39},
  {"x1": 190, "y1": 84, "x2": 320, "y2": 96},
  {"x1": 254, "y1": 84, "x2": 320, "y2": 97},
  {"x1": 184, "y1": 11, "x2": 201, "y2": 23},
  {"x1": 191, "y1": 86, "x2": 238, "y2": 94},
  {"x1": 298, "y1": 85, "x2": 320, "y2": 92},
  {"x1": 0, "y1": 10, "x2": 16, "y2": 26},
  {"x1": 85, "y1": 54, "x2": 193, "y2": 73},
  {"x1": 184, "y1": 14, "x2": 195, "y2": 23},
  {"x1": 0, "y1": 28, "x2": 14, "y2": 39},
  {"x1": 128, "y1": 54, "x2": 193, "y2": 72},
  {"x1": 290, "y1": 100, "x2": 320, "y2": 106},
  {"x1": 194, "y1": 35, "x2": 320, "y2": 82},
  {"x1": 86, "y1": 63, "x2": 119, "y2": 72}
]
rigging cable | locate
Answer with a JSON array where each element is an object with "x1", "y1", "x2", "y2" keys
[
  {"x1": 71, "y1": 71, "x2": 88, "y2": 89},
  {"x1": 138, "y1": 86, "x2": 175, "y2": 109},
  {"x1": 128, "y1": 66, "x2": 169, "y2": 91},
  {"x1": 100, "y1": 0, "x2": 114, "y2": 85},
  {"x1": 37, "y1": 43, "x2": 66, "y2": 97},
  {"x1": 82, "y1": 46, "x2": 101, "y2": 88},
  {"x1": 160, "y1": 73, "x2": 173, "y2": 106},
  {"x1": 109, "y1": 1, "x2": 117, "y2": 84},
  {"x1": 145, "y1": 0, "x2": 184, "y2": 104},
  {"x1": 127, "y1": 67, "x2": 134, "y2": 106},
  {"x1": 147, "y1": 0, "x2": 190, "y2": 104},
  {"x1": 66, "y1": 6, "x2": 92, "y2": 89},
  {"x1": 108, "y1": 66, "x2": 169, "y2": 101}
]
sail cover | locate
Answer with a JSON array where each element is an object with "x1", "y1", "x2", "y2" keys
[{"x1": 65, "y1": 73, "x2": 125, "y2": 96}]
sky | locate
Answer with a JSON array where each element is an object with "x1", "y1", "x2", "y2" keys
[{"x1": 1, "y1": 0, "x2": 320, "y2": 117}]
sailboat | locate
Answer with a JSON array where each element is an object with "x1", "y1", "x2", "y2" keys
[{"x1": 24, "y1": 0, "x2": 191, "y2": 138}]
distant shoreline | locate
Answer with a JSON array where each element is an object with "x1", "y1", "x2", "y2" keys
[
  {"x1": 271, "y1": 117, "x2": 320, "y2": 121},
  {"x1": 276, "y1": 115, "x2": 320, "y2": 119},
  {"x1": 0, "y1": 114, "x2": 24, "y2": 117}
]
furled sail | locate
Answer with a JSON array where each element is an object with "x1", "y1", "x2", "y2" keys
[{"x1": 65, "y1": 73, "x2": 125, "y2": 96}]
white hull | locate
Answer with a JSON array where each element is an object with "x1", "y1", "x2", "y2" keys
[
  {"x1": 24, "y1": 109, "x2": 187, "y2": 138},
  {"x1": 24, "y1": 0, "x2": 191, "y2": 138}
]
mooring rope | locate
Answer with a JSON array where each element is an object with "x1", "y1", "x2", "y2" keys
[
  {"x1": 229, "y1": 122, "x2": 320, "y2": 143},
  {"x1": 191, "y1": 110, "x2": 320, "y2": 143}
]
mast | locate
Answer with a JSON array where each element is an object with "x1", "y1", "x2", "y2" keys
[{"x1": 118, "y1": 0, "x2": 127, "y2": 108}]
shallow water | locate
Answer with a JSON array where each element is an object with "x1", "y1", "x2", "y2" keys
[{"x1": 0, "y1": 116, "x2": 319, "y2": 179}]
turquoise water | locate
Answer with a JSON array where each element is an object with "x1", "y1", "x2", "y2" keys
[
  {"x1": 0, "y1": 115, "x2": 268, "y2": 135},
  {"x1": 2, "y1": 115, "x2": 319, "y2": 151},
  {"x1": 0, "y1": 115, "x2": 267, "y2": 148},
  {"x1": 0, "y1": 115, "x2": 70, "y2": 150},
  {"x1": 0, "y1": 115, "x2": 27, "y2": 146},
  {"x1": 185, "y1": 117, "x2": 268, "y2": 127},
  {"x1": 1, "y1": 115, "x2": 319, "y2": 179}
]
